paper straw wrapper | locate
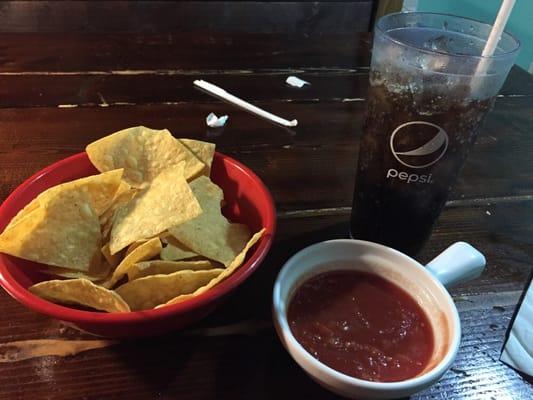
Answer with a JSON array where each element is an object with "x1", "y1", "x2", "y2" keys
[{"x1": 194, "y1": 80, "x2": 298, "y2": 127}]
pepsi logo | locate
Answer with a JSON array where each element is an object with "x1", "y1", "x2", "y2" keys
[{"x1": 389, "y1": 121, "x2": 448, "y2": 169}]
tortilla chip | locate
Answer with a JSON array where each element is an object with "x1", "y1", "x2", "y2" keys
[
  {"x1": 103, "y1": 237, "x2": 162, "y2": 288},
  {"x1": 115, "y1": 180, "x2": 131, "y2": 195},
  {"x1": 127, "y1": 260, "x2": 214, "y2": 281},
  {"x1": 159, "y1": 232, "x2": 198, "y2": 260},
  {"x1": 6, "y1": 169, "x2": 123, "y2": 231},
  {"x1": 29, "y1": 278, "x2": 129, "y2": 313},
  {"x1": 179, "y1": 139, "x2": 215, "y2": 176},
  {"x1": 160, "y1": 242, "x2": 198, "y2": 261},
  {"x1": 116, "y1": 269, "x2": 223, "y2": 311},
  {"x1": 158, "y1": 231, "x2": 172, "y2": 242},
  {"x1": 4, "y1": 201, "x2": 39, "y2": 231},
  {"x1": 86, "y1": 126, "x2": 205, "y2": 187},
  {"x1": 168, "y1": 176, "x2": 250, "y2": 266},
  {"x1": 0, "y1": 189, "x2": 101, "y2": 272},
  {"x1": 100, "y1": 187, "x2": 137, "y2": 242},
  {"x1": 109, "y1": 164, "x2": 202, "y2": 254},
  {"x1": 161, "y1": 228, "x2": 264, "y2": 307},
  {"x1": 103, "y1": 180, "x2": 132, "y2": 220},
  {"x1": 125, "y1": 240, "x2": 148, "y2": 257},
  {"x1": 44, "y1": 169, "x2": 124, "y2": 216},
  {"x1": 40, "y1": 262, "x2": 111, "y2": 282},
  {"x1": 101, "y1": 243, "x2": 121, "y2": 268}
]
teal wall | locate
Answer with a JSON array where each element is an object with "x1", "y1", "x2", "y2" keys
[{"x1": 417, "y1": 0, "x2": 532, "y2": 72}]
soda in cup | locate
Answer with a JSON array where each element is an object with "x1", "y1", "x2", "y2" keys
[{"x1": 350, "y1": 13, "x2": 520, "y2": 255}]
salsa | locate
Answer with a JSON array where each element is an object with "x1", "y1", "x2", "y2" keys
[{"x1": 288, "y1": 270, "x2": 434, "y2": 382}]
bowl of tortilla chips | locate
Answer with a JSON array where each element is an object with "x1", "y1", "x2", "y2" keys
[{"x1": 0, "y1": 126, "x2": 275, "y2": 337}]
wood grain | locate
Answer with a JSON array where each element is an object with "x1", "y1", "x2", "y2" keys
[
  {"x1": 0, "y1": 71, "x2": 369, "y2": 108},
  {"x1": 0, "y1": 32, "x2": 372, "y2": 72},
  {"x1": 0, "y1": 1, "x2": 373, "y2": 34},
  {"x1": 0, "y1": 66, "x2": 531, "y2": 109},
  {"x1": 0, "y1": 96, "x2": 532, "y2": 211},
  {"x1": 1, "y1": 306, "x2": 527, "y2": 400}
]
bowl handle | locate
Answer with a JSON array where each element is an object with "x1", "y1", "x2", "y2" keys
[{"x1": 425, "y1": 242, "x2": 486, "y2": 288}]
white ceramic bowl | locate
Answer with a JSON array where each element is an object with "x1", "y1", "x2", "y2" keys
[{"x1": 272, "y1": 239, "x2": 486, "y2": 399}]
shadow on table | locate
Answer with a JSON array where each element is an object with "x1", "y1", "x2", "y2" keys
[{"x1": 106, "y1": 334, "x2": 198, "y2": 395}]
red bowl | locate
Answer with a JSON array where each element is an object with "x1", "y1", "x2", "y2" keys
[{"x1": 0, "y1": 152, "x2": 276, "y2": 338}]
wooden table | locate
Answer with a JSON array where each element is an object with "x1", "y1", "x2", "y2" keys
[{"x1": 0, "y1": 32, "x2": 532, "y2": 399}]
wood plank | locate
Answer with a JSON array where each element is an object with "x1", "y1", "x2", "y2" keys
[
  {"x1": 419, "y1": 303, "x2": 532, "y2": 400},
  {"x1": 0, "y1": 97, "x2": 532, "y2": 210},
  {"x1": 0, "y1": 1, "x2": 373, "y2": 34},
  {"x1": 0, "y1": 32, "x2": 372, "y2": 72},
  {"x1": 0, "y1": 201, "x2": 531, "y2": 399},
  {"x1": 0, "y1": 66, "x2": 531, "y2": 108},
  {"x1": 0, "y1": 305, "x2": 529, "y2": 400},
  {"x1": 0, "y1": 72, "x2": 369, "y2": 108}
]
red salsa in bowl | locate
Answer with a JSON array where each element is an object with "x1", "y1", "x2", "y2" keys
[{"x1": 288, "y1": 270, "x2": 434, "y2": 382}]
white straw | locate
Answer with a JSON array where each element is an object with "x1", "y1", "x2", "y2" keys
[
  {"x1": 475, "y1": 0, "x2": 515, "y2": 76},
  {"x1": 481, "y1": 0, "x2": 515, "y2": 57},
  {"x1": 194, "y1": 80, "x2": 298, "y2": 127}
]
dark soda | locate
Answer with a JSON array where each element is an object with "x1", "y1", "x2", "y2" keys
[
  {"x1": 350, "y1": 13, "x2": 519, "y2": 256},
  {"x1": 350, "y1": 71, "x2": 494, "y2": 255}
]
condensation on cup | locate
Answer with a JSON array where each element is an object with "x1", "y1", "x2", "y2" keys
[{"x1": 350, "y1": 12, "x2": 520, "y2": 256}]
